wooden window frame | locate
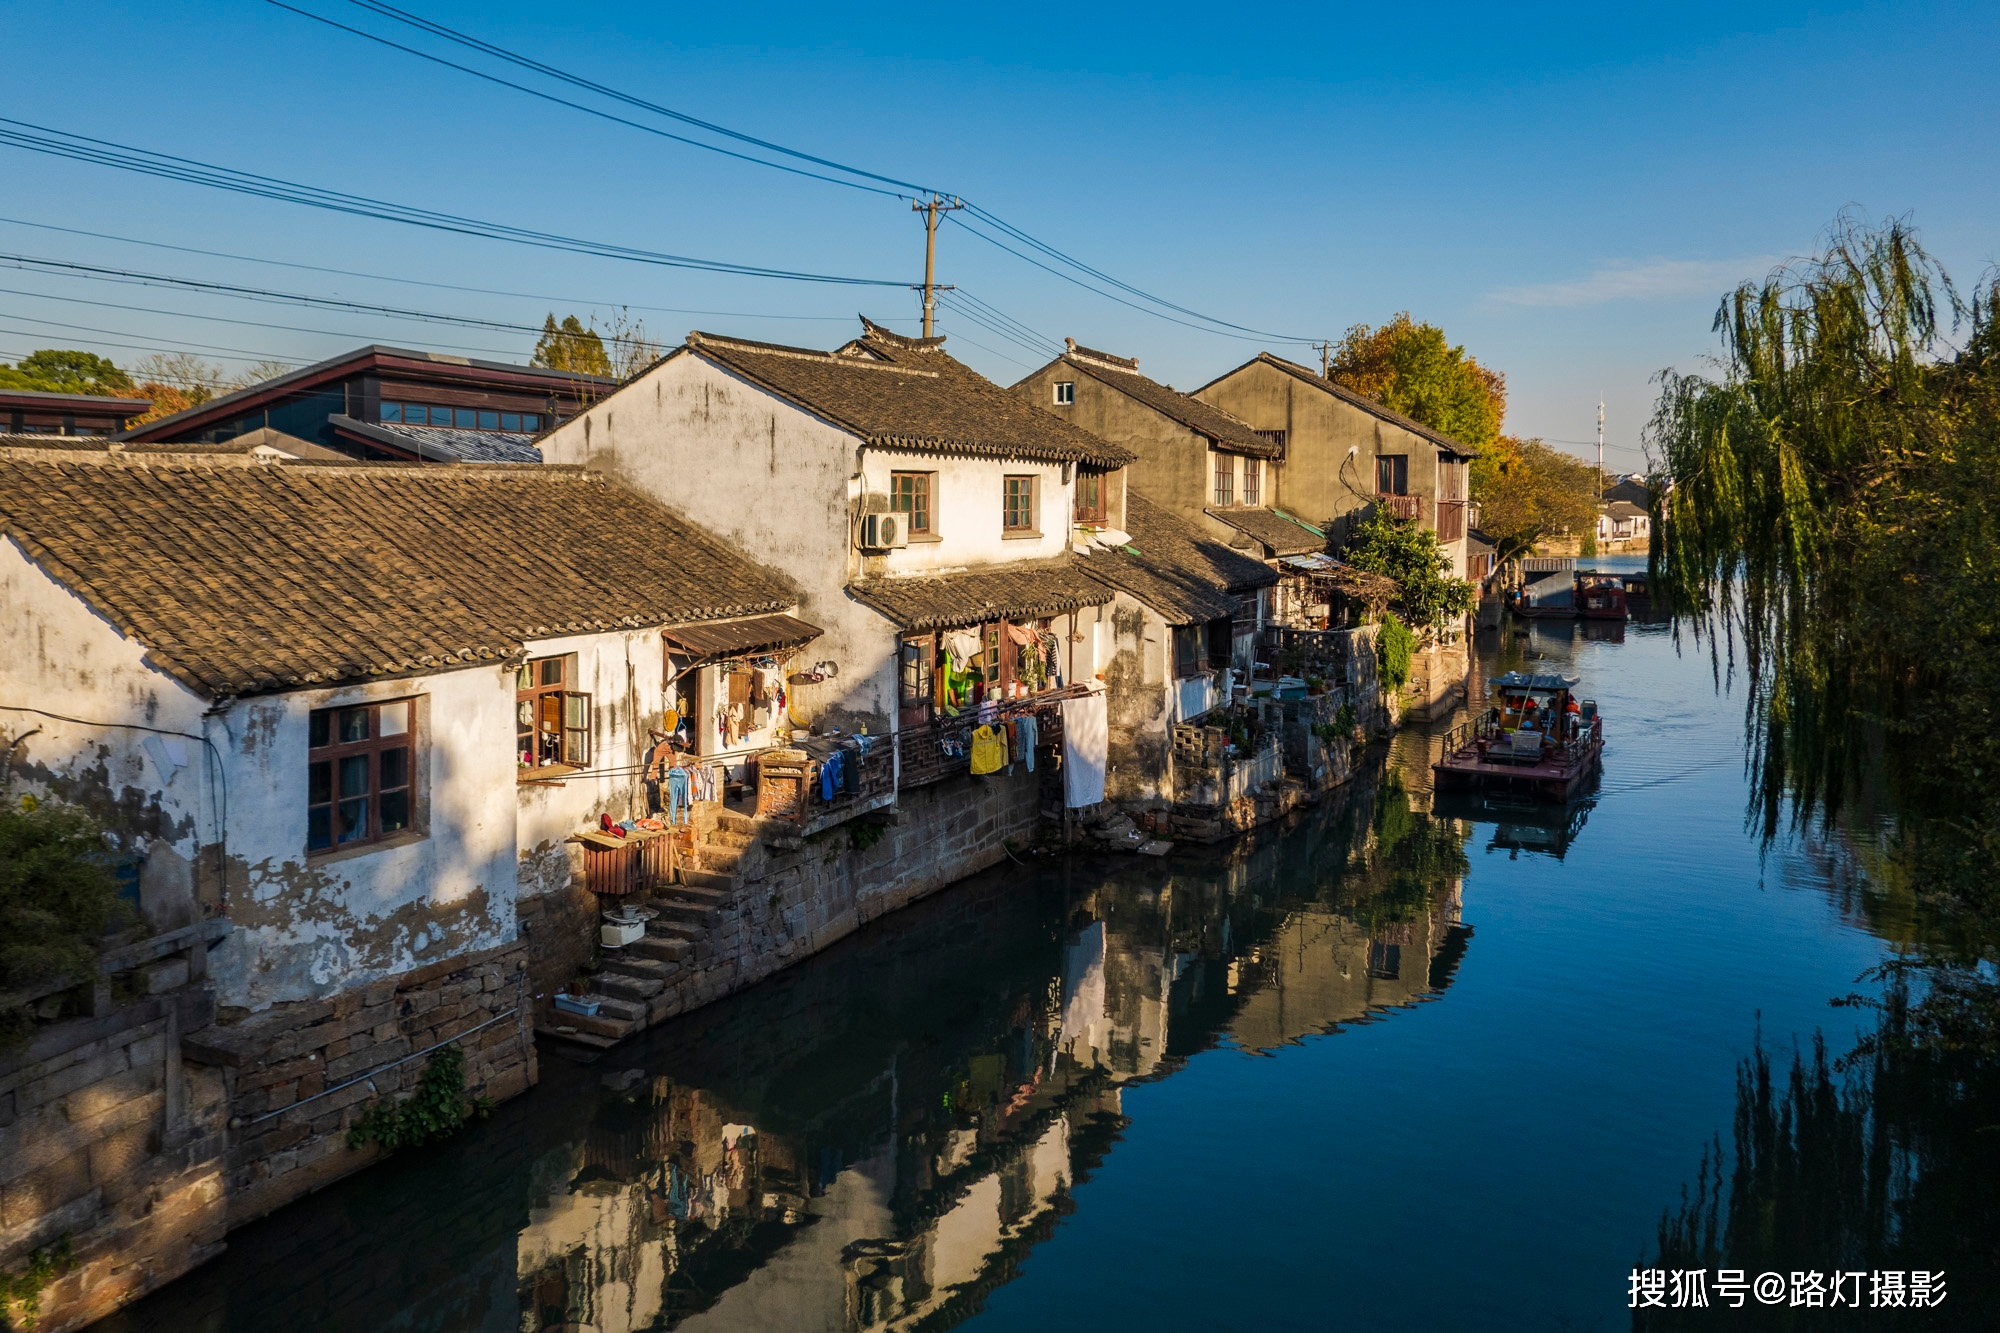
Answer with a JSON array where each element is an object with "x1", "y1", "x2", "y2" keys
[
  {"x1": 1173, "y1": 624, "x2": 1208, "y2": 679},
  {"x1": 1073, "y1": 470, "x2": 1105, "y2": 523},
  {"x1": 517, "y1": 654, "x2": 591, "y2": 775},
  {"x1": 1242, "y1": 457, "x2": 1261, "y2": 507},
  {"x1": 1213, "y1": 453, "x2": 1234, "y2": 506},
  {"x1": 891, "y1": 471, "x2": 934, "y2": 536},
  {"x1": 1376, "y1": 454, "x2": 1410, "y2": 497},
  {"x1": 308, "y1": 698, "x2": 416, "y2": 853},
  {"x1": 899, "y1": 634, "x2": 935, "y2": 726},
  {"x1": 1003, "y1": 475, "x2": 1039, "y2": 535}
]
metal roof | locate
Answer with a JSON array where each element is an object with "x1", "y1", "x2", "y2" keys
[{"x1": 1490, "y1": 671, "x2": 1580, "y2": 691}]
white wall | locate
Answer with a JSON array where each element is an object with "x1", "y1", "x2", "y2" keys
[
  {"x1": 538, "y1": 355, "x2": 900, "y2": 736},
  {"x1": 857, "y1": 449, "x2": 1072, "y2": 571},
  {"x1": 4, "y1": 537, "x2": 521, "y2": 1012}
]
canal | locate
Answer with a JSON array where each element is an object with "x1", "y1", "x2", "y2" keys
[{"x1": 101, "y1": 573, "x2": 1978, "y2": 1331}]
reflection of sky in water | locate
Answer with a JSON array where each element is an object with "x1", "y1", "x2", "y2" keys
[{"x1": 109, "y1": 620, "x2": 1904, "y2": 1333}]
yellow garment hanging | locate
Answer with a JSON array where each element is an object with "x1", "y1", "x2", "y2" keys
[{"x1": 969, "y1": 724, "x2": 1007, "y2": 776}]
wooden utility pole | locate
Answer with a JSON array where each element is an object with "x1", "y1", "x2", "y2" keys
[
  {"x1": 913, "y1": 194, "x2": 965, "y2": 338},
  {"x1": 1314, "y1": 340, "x2": 1334, "y2": 377}
]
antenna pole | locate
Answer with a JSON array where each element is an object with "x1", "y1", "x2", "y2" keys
[
  {"x1": 1596, "y1": 398, "x2": 1605, "y2": 499},
  {"x1": 913, "y1": 194, "x2": 965, "y2": 338}
]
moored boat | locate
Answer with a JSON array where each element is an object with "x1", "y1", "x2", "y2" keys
[
  {"x1": 1575, "y1": 571, "x2": 1629, "y2": 620},
  {"x1": 1432, "y1": 670, "x2": 1604, "y2": 800}
]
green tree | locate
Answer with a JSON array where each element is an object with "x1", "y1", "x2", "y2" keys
[
  {"x1": 1341, "y1": 509, "x2": 1475, "y2": 639},
  {"x1": 1470, "y1": 437, "x2": 1601, "y2": 553},
  {"x1": 0, "y1": 797, "x2": 124, "y2": 1007},
  {"x1": 532, "y1": 314, "x2": 612, "y2": 377},
  {"x1": 1328, "y1": 313, "x2": 1506, "y2": 451},
  {"x1": 0, "y1": 349, "x2": 133, "y2": 395},
  {"x1": 1651, "y1": 215, "x2": 2000, "y2": 893}
]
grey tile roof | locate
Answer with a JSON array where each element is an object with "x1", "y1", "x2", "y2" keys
[
  {"x1": 680, "y1": 321, "x2": 1134, "y2": 469},
  {"x1": 0, "y1": 455, "x2": 797, "y2": 699},
  {"x1": 1202, "y1": 505, "x2": 1324, "y2": 557},
  {"x1": 847, "y1": 555, "x2": 1113, "y2": 631},
  {"x1": 1082, "y1": 494, "x2": 1278, "y2": 625}
]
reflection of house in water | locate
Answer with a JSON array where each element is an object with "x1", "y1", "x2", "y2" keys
[{"x1": 509, "y1": 770, "x2": 1474, "y2": 1332}]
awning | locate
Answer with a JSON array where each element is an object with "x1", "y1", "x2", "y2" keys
[{"x1": 662, "y1": 613, "x2": 824, "y2": 660}]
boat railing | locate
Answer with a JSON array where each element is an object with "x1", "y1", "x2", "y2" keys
[{"x1": 1443, "y1": 708, "x2": 1504, "y2": 755}]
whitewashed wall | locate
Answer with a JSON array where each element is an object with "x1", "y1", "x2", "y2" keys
[
  {"x1": 856, "y1": 449, "x2": 1073, "y2": 571},
  {"x1": 538, "y1": 355, "x2": 900, "y2": 736}
]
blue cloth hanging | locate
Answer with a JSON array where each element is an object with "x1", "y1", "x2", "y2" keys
[
  {"x1": 666, "y1": 766, "x2": 693, "y2": 825},
  {"x1": 820, "y1": 749, "x2": 846, "y2": 800}
]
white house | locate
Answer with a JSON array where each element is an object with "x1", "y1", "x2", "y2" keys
[
  {"x1": 1596, "y1": 500, "x2": 1651, "y2": 547},
  {"x1": 0, "y1": 443, "x2": 804, "y2": 1014}
]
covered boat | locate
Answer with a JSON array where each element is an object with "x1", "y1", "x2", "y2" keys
[
  {"x1": 1575, "y1": 571, "x2": 1629, "y2": 620},
  {"x1": 1432, "y1": 670, "x2": 1604, "y2": 800}
]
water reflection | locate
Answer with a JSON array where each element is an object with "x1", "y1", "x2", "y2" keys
[{"x1": 106, "y1": 756, "x2": 1475, "y2": 1333}]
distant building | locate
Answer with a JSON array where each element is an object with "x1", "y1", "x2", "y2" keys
[
  {"x1": 1, "y1": 387, "x2": 149, "y2": 436},
  {"x1": 1596, "y1": 500, "x2": 1651, "y2": 546},
  {"x1": 120, "y1": 344, "x2": 614, "y2": 462},
  {"x1": 1192, "y1": 353, "x2": 1480, "y2": 580}
]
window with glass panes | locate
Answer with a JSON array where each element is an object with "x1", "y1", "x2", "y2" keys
[
  {"x1": 1213, "y1": 453, "x2": 1234, "y2": 505},
  {"x1": 1003, "y1": 476, "x2": 1037, "y2": 531},
  {"x1": 380, "y1": 402, "x2": 541, "y2": 432},
  {"x1": 308, "y1": 699, "x2": 414, "y2": 852},
  {"x1": 1242, "y1": 458, "x2": 1261, "y2": 506},
  {"x1": 516, "y1": 655, "x2": 591, "y2": 771},
  {"x1": 891, "y1": 471, "x2": 933, "y2": 534}
]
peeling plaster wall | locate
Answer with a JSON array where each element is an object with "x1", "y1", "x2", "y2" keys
[
  {"x1": 1095, "y1": 592, "x2": 1210, "y2": 806},
  {"x1": 205, "y1": 667, "x2": 518, "y2": 1014},
  {"x1": 538, "y1": 356, "x2": 898, "y2": 739},
  {"x1": 2, "y1": 536, "x2": 218, "y2": 888}
]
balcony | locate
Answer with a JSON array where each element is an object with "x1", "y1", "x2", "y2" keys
[{"x1": 1376, "y1": 493, "x2": 1424, "y2": 522}]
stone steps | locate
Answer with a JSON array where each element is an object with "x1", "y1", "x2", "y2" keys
[
  {"x1": 627, "y1": 934, "x2": 692, "y2": 965},
  {"x1": 599, "y1": 954, "x2": 673, "y2": 982},
  {"x1": 595, "y1": 972, "x2": 665, "y2": 1002},
  {"x1": 677, "y1": 868, "x2": 739, "y2": 893}
]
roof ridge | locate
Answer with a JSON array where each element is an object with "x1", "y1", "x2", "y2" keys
[
  {"x1": 690, "y1": 331, "x2": 939, "y2": 377},
  {"x1": 1062, "y1": 338, "x2": 1139, "y2": 371}
]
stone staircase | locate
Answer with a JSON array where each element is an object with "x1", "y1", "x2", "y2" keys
[{"x1": 543, "y1": 809, "x2": 761, "y2": 1049}]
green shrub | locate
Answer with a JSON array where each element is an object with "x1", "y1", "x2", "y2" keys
[
  {"x1": 1376, "y1": 614, "x2": 1415, "y2": 691},
  {"x1": 0, "y1": 796, "x2": 124, "y2": 1001},
  {"x1": 347, "y1": 1044, "x2": 487, "y2": 1152}
]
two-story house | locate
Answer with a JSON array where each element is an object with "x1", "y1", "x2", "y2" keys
[
  {"x1": 121, "y1": 344, "x2": 615, "y2": 462},
  {"x1": 1193, "y1": 353, "x2": 1480, "y2": 579},
  {"x1": 1012, "y1": 340, "x2": 1321, "y2": 563}
]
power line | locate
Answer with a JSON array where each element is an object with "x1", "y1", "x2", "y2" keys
[
  {"x1": 264, "y1": 1, "x2": 907, "y2": 200},
  {"x1": 0, "y1": 318, "x2": 289, "y2": 372},
  {"x1": 0, "y1": 217, "x2": 893, "y2": 324},
  {"x1": 279, "y1": 2, "x2": 1315, "y2": 346},
  {"x1": 0, "y1": 117, "x2": 908, "y2": 287}
]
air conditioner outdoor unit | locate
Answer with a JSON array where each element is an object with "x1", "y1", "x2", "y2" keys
[{"x1": 859, "y1": 512, "x2": 909, "y2": 550}]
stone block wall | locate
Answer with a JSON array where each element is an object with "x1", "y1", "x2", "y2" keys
[
  {"x1": 634, "y1": 769, "x2": 1041, "y2": 1029},
  {"x1": 184, "y1": 938, "x2": 536, "y2": 1230},
  {"x1": 1, "y1": 989, "x2": 228, "y2": 1333}
]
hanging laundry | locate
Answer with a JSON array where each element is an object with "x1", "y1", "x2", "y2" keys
[
  {"x1": 666, "y1": 766, "x2": 693, "y2": 825},
  {"x1": 1015, "y1": 713, "x2": 1038, "y2": 773},
  {"x1": 1004, "y1": 622, "x2": 1036, "y2": 647},
  {"x1": 941, "y1": 628, "x2": 982, "y2": 670},
  {"x1": 969, "y1": 724, "x2": 1007, "y2": 775},
  {"x1": 841, "y1": 745, "x2": 862, "y2": 796},
  {"x1": 819, "y1": 749, "x2": 847, "y2": 800}
]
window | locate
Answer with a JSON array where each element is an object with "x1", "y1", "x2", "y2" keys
[
  {"x1": 516, "y1": 655, "x2": 591, "y2": 772},
  {"x1": 1367, "y1": 940, "x2": 1402, "y2": 980},
  {"x1": 1376, "y1": 455, "x2": 1409, "y2": 496},
  {"x1": 891, "y1": 471, "x2": 933, "y2": 535},
  {"x1": 1213, "y1": 453, "x2": 1234, "y2": 506},
  {"x1": 381, "y1": 403, "x2": 540, "y2": 433},
  {"x1": 1073, "y1": 470, "x2": 1105, "y2": 523},
  {"x1": 899, "y1": 635, "x2": 934, "y2": 714},
  {"x1": 308, "y1": 699, "x2": 415, "y2": 852},
  {"x1": 1242, "y1": 458, "x2": 1261, "y2": 507},
  {"x1": 1053, "y1": 381, "x2": 1075, "y2": 405},
  {"x1": 1253, "y1": 428, "x2": 1287, "y2": 454},
  {"x1": 1173, "y1": 623, "x2": 1208, "y2": 678},
  {"x1": 1004, "y1": 475, "x2": 1038, "y2": 533}
]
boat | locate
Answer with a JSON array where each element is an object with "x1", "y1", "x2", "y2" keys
[
  {"x1": 1512, "y1": 569, "x2": 1577, "y2": 618},
  {"x1": 1431, "y1": 670, "x2": 1605, "y2": 800},
  {"x1": 1574, "y1": 571, "x2": 1628, "y2": 620},
  {"x1": 1431, "y1": 788, "x2": 1597, "y2": 860}
]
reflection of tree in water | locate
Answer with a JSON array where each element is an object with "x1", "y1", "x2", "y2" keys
[
  {"x1": 1321, "y1": 767, "x2": 1471, "y2": 934},
  {"x1": 1640, "y1": 968, "x2": 2000, "y2": 1328}
]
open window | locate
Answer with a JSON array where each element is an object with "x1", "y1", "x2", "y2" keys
[
  {"x1": 517, "y1": 654, "x2": 590, "y2": 774},
  {"x1": 1073, "y1": 469, "x2": 1105, "y2": 523},
  {"x1": 308, "y1": 698, "x2": 416, "y2": 852}
]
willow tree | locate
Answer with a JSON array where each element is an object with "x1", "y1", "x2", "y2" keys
[{"x1": 1651, "y1": 216, "x2": 2000, "y2": 892}]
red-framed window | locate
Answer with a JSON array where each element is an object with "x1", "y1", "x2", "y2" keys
[
  {"x1": 1074, "y1": 470, "x2": 1105, "y2": 523},
  {"x1": 308, "y1": 698, "x2": 415, "y2": 852}
]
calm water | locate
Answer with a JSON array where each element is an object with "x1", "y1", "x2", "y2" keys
[{"x1": 107, "y1": 568, "x2": 1984, "y2": 1331}]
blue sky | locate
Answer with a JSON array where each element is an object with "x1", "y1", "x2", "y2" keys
[{"x1": 5, "y1": 1, "x2": 1996, "y2": 469}]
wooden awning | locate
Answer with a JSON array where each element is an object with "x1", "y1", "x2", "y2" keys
[{"x1": 662, "y1": 613, "x2": 824, "y2": 661}]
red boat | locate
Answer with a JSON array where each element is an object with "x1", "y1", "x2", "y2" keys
[
  {"x1": 1432, "y1": 671, "x2": 1604, "y2": 800},
  {"x1": 1575, "y1": 571, "x2": 1629, "y2": 620}
]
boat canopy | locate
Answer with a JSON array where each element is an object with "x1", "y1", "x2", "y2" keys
[{"x1": 1490, "y1": 670, "x2": 1581, "y2": 691}]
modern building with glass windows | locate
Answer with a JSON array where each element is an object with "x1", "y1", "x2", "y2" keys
[{"x1": 119, "y1": 343, "x2": 615, "y2": 462}]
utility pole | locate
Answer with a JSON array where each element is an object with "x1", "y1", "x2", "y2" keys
[
  {"x1": 1596, "y1": 399, "x2": 1605, "y2": 499},
  {"x1": 912, "y1": 193, "x2": 965, "y2": 338},
  {"x1": 1313, "y1": 340, "x2": 1333, "y2": 378}
]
